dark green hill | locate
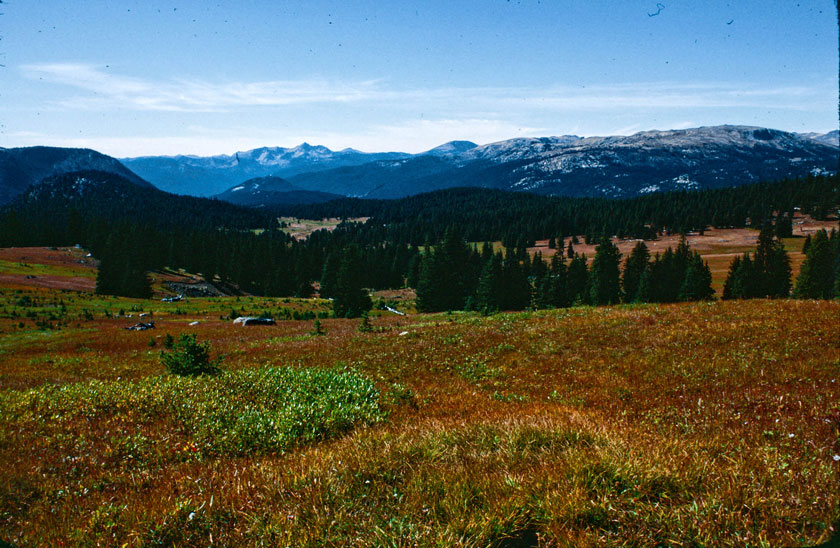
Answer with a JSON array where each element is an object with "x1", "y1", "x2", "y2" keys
[{"x1": 0, "y1": 146, "x2": 151, "y2": 206}]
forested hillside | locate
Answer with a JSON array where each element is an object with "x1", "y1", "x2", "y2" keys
[{"x1": 1, "y1": 171, "x2": 837, "y2": 307}]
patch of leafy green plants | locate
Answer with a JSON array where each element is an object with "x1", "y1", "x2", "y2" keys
[{"x1": 0, "y1": 365, "x2": 384, "y2": 457}]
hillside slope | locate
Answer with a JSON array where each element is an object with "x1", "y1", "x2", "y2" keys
[{"x1": 0, "y1": 146, "x2": 151, "y2": 205}]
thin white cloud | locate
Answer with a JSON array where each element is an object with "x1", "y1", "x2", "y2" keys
[
  {"x1": 20, "y1": 63, "x2": 834, "y2": 113},
  {"x1": 22, "y1": 63, "x2": 389, "y2": 112}
]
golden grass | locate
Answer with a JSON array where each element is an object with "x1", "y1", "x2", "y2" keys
[{"x1": 0, "y1": 295, "x2": 838, "y2": 547}]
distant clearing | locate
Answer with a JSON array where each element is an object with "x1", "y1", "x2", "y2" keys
[
  {"x1": 530, "y1": 215, "x2": 837, "y2": 293},
  {"x1": 279, "y1": 216, "x2": 369, "y2": 240}
]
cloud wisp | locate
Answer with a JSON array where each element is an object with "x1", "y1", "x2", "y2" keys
[{"x1": 21, "y1": 63, "x2": 833, "y2": 114}]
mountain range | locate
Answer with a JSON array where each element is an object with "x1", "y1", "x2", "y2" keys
[
  {"x1": 121, "y1": 144, "x2": 410, "y2": 197},
  {"x1": 129, "y1": 126, "x2": 838, "y2": 204},
  {"x1": 0, "y1": 126, "x2": 836, "y2": 208}
]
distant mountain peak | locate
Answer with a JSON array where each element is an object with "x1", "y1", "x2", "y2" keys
[{"x1": 423, "y1": 140, "x2": 479, "y2": 156}]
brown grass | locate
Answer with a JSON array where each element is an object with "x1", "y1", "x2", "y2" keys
[
  {"x1": 1, "y1": 291, "x2": 838, "y2": 546},
  {"x1": 530, "y1": 215, "x2": 838, "y2": 294}
]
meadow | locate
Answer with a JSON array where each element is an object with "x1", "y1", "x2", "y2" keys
[{"x1": 0, "y1": 270, "x2": 838, "y2": 547}]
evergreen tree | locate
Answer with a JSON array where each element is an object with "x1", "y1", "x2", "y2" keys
[
  {"x1": 406, "y1": 252, "x2": 422, "y2": 288},
  {"x1": 722, "y1": 252, "x2": 755, "y2": 300},
  {"x1": 95, "y1": 233, "x2": 152, "y2": 299},
  {"x1": 622, "y1": 241, "x2": 650, "y2": 302},
  {"x1": 774, "y1": 213, "x2": 793, "y2": 238},
  {"x1": 474, "y1": 252, "x2": 504, "y2": 313},
  {"x1": 500, "y1": 250, "x2": 532, "y2": 310},
  {"x1": 794, "y1": 229, "x2": 835, "y2": 299},
  {"x1": 753, "y1": 224, "x2": 792, "y2": 298},
  {"x1": 589, "y1": 237, "x2": 622, "y2": 305},
  {"x1": 722, "y1": 255, "x2": 742, "y2": 300},
  {"x1": 679, "y1": 252, "x2": 714, "y2": 301},
  {"x1": 566, "y1": 254, "x2": 589, "y2": 304},
  {"x1": 319, "y1": 252, "x2": 340, "y2": 298},
  {"x1": 415, "y1": 227, "x2": 474, "y2": 312},
  {"x1": 333, "y1": 245, "x2": 372, "y2": 318}
]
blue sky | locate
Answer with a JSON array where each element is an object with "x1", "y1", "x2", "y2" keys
[{"x1": 1, "y1": 1, "x2": 837, "y2": 156}]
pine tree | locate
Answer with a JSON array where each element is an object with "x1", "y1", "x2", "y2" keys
[
  {"x1": 333, "y1": 245, "x2": 372, "y2": 318},
  {"x1": 622, "y1": 241, "x2": 650, "y2": 302},
  {"x1": 95, "y1": 233, "x2": 152, "y2": 299},
  {"x1": 753, "y1": 224, "x2": 792, "y2": 298},
  {"x1": 500, "y1": 249, "x2": 532, "y2": 310},
  {"x1": 474, "y1": 253, "x2": 504, "y2": 313},
  {"x1": 774, "y1": 213, "x2": 793, "y2": 239},
  {"x1": 589, "y1": 237, "x2": 622, "y2": 305},
  {"x1": 548, "y1": 252, "x2": 570, "y2": 308},
  {"x1": 722, "y1": 252, "x2": 756, "y2": 300},
  {"x1": 794, "y1": 229, "x2": 835, "y2": 299},
  {"x1": 566, "y1": 254, "x2": 589, "y2": 304},
  {"x1": 679, "y1": 252, "x2": 714, "y2": 301},
  {"x1": 319, "y1": 252, "x2": 339, "y2": 298}
]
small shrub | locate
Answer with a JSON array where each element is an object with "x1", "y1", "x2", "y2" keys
[
  {"x1": 160, "y1": 334, "x2": 222, "y2": 376},
  {"x1": 358, "y1": 312, "x2": 373, "y2": 333},
  {"x1": 310, "y1": 319, "x2": 326, "y2": 336}
]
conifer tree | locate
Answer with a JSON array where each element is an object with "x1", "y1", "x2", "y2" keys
[
  {"x1": 679, "y1": 252, "x2": 714, "y2": 301},
  {"x1": 566, "y1": 253, "x2": 589, "y2": 304},
  {"x1": 319, "y1": 252, "x2": 339, "y2": 298},
  {"x1": 589, "y1": 237, "x2": 622, "y2": 305},
  {"x1": 474, "y1": 252, "x2": 504, "y2": 313},
  {"x1": 753, "y1": 224, "x2": 792, "y2": 298},
  {"x1": 622, "y1": 241, "x2": 650, "y2": 302},
  {"x1": 722, "y1": 252, "x2": 756, "y2": 300},
  {"x1": 794, "y1": 229, "x2": 835, "y2": 299},
  {"x1": 333, "y1": 245, "x2": 371, "y2": 318},
  {"x1": 415, "y1": 227, "x2": 473, "y2": 312},
  {"x1": 775, "y1": 213, "x2": 793, "y2": 238},
  {"x1": 500, "y1": 250, "x2": 532, "y2": 310}
]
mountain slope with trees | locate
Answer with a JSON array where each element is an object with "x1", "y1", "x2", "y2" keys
[{"x1": 0, "y1": 146, "x2": 151, "y2": 206}]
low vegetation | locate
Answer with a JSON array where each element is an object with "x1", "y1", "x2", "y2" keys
[{"x1": 0, "y1": 292, "x2": 837, "y2": 546}]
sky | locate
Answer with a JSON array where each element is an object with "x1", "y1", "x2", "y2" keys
[{"x1": 0, "y1": 1, "x2": 837, "y2": 157}]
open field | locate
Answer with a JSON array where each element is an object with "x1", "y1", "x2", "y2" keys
[
  {"x1": 279, "y1": 217, "x2": 370, "y2": 240},
  {"x1": 529, "y1": 216, "x2": 838, "y2": 294},
  {"x1": 0, "y1": 279, "x2": 838, "y2": 546}
]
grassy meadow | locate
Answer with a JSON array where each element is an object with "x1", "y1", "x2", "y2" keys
[{"x1": 0, "y1": 272, "x2": 838, "y2": 547}]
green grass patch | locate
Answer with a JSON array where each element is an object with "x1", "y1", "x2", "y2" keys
[{"x1": 0, "y1": 366, "x2": 384, "y2": 457}]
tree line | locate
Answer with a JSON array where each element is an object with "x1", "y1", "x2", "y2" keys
[{"x1": 0, "y1": 170, "x2": 837, "y2": 314}]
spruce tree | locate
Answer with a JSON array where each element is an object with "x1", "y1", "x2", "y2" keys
[
  {"x1": 774, "y1": 213, "x2": 793, "y2": 239},
  {"x1": 566, "y1": 254, "x2": 589, "y2": 304},
  {"x1": 500, "y1": 250, "x2": 532, "y2": 310},
  {"x1": 319, "y1": 252, "x2": 339, "y2": 298},
  {"x1": 474, "y1": 252, "x2": 504, "y2": 313},
  {"x1": 415, "y1": 227, "x2": 473, "y2": 312},
  {"x1": 622, "y1": 241, "x2": 650, "y2": 302},
  {"x1": 794, "y1": 229, "x2": 835, "y2": 299},
  {"x1": 333, "y1": 245, "x2": 372, "y2": 318},
  {"x1": 589, "y1": 237, "x2": 622, "y2": 305},
  {"x1": 753, "y1": 224, "x2": 792, "y2": 298},
  {"x1": 548, "y1": 252, "x2": 570, "y2": 308},
  {"x1": 722, "y1": 255, "x2": 742, "y2": 300},
  {"x1": 679, "y1": 252, "x2": 714, "y2": 301}
]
